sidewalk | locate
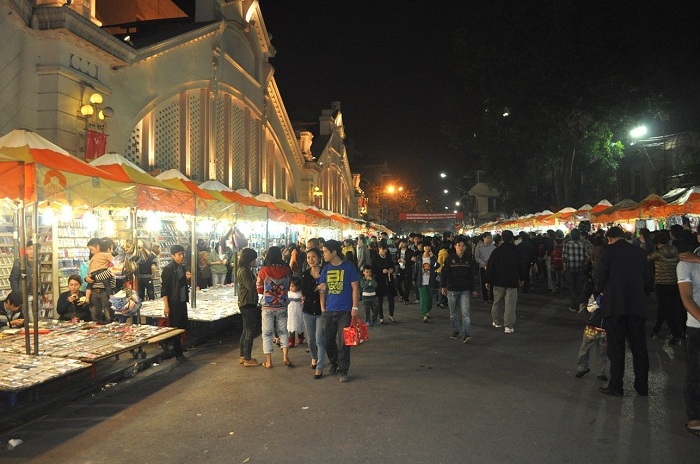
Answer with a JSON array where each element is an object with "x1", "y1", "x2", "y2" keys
[{"x1": 0, "y1": 279, "x2": 697, "y2": 463}]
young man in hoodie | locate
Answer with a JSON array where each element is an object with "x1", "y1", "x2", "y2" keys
[{"x1": 486, "y1": 230, "x2": 526, "y2": 334}]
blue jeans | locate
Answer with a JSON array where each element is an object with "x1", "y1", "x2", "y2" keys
[
  {"x1": 262, "y1": 308, "x2": 288, "y2": 354},
  {"x1": 303, "y1": 313, "x2": 326, "y2": 371},
  {"x1": 447, "y1": 290, "x2": 472, "y2": 336},
  {"x1": 323, "y1": 310, "x2": 351, "y2": 372}
]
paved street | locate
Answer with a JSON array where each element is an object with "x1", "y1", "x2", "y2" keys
[{"x1": 0, "y1": 279, "x2": 697, "y2": 463}]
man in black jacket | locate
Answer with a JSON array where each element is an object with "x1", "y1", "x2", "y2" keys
[
  {"x1": 486, "y1": 230, "x2": 525, "y2": 334},
  {"x1": 395, "y1": 238, "x2": 414, "y2": 305},
  {"x1": 441, "y1": 235, "x2": 478, "y2": 343},
  {"x1": 594, "y1": 226, "x2": 651, "y2": 397},
  {"x1": 161, "y1": 245, "x2": 190, "y2": 361}
]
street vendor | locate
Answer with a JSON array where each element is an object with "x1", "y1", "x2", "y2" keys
[
  {"x1": 56, "y1": 275, "x2": 90, "y2": 321},
  {"x1": 1, "y1": 291, "x2": 24, "y2": 329}
]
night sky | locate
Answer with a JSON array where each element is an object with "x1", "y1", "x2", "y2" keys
[
  {"x1": 260, "y1": 1, "x2": 470, "y2": 186},
  {"x1": 260, "y1": 1, "x2": 700, "y2": 199}
]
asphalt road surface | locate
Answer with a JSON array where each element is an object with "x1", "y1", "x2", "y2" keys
[{"x1": 1, "y1": 279, "x2": 697, "y2": 463}]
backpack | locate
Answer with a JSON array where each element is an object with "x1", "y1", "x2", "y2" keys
[{"x1": 551, "y1": 243, "x2": 564, "y2": 270}]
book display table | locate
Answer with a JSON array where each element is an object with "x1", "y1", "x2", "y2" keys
[
  {"x1": 140, "y1": 286, "x2": 240, "y2": 322},
  {"x1": 0, "y1": 321, "x2": 185, "y2": 406}
]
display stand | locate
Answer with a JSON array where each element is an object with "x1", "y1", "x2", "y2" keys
[
  {"x1": 0, "y1": 202, "x2": 15, "y2": 299},
  {"x1": 56, "y1": 219, "x2": 91, "y2": 296},
  {"x1": 36, "y1": 224, "x2": 54, "y2": 318}
]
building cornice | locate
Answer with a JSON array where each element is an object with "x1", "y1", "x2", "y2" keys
[
  {"x1": 267, "y1": 78, "x2": 305, "y2": 166},
  {"x1": 25, "y1": 3, "x2": 135, "y2": 64},
  {"x1": 131, "y1": 23, "x2": 220, "y2": 66}
]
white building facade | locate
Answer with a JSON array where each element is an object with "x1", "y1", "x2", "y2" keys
[{"x1": 0, "y1": 0, "x2": 358, "y2": 216}]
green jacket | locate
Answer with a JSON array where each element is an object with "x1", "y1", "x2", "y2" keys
[{"x1": 236, "y1": 266, "x2": 257, "y2": 307}]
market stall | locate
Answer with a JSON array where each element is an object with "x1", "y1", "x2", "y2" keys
[{"x1": 0, "y1": 129, "x2": 133, "y2": 352}]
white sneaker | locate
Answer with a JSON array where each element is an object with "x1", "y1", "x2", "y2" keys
[
  {"x1": 504, "y1": 327, "x2": 514, "y2": 334},
  {"x1": 492, "y1": 322, "x2": 503, "y2": 328}
]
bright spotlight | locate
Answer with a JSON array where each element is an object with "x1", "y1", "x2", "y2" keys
[{"x1": 630, "y1": 125, "x2": 647, "y2": 139}]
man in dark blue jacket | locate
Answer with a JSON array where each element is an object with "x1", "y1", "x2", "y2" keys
[
  {"x1": 441, "y1": 235, "x2": 478, "y2": 343},
  {"x1": 485, "y1": 230, "x2": 525, "y2": 334},
  {"x1": 594, "y1": 226, "x2": 651, "y2": 397}
]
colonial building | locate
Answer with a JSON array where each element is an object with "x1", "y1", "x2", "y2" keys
[{"x1": 0, "y1": 0, "x2": 358, "y2": 216}]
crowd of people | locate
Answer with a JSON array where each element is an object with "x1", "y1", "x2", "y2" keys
[
  {"x1": 233, "y1": 220, "x2": 700, "y2": 437},
  {"x1": 2, "y1": 219, "x2": 700, "y2": 436}
]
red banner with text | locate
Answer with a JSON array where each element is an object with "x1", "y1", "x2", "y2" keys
[{"x1": 399, "y1": 212, "x2": 464, "y2": 221}]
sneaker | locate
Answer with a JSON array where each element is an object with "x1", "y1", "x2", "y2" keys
[
  {"x1": 492, "y1": 322, "x2": 503, "y2": 328},
  {"x1": 462, "y1": 336, "x2": 471, "y2": 344},
  {"x1": 339, "y1": 371, "x2": 349, "y2": 383},
  {"x1": 423, "y1": 316, "x2": 429, "y2": 323},
  {"x1": 504, "y1": 327, "x2": 514, "y2": 334},
  {"x1": 450, "y1": 331, "x2": 459, "y2": 339},
  {"x1": 414, "y1": 299, "x2": 420, "y2": 304}
]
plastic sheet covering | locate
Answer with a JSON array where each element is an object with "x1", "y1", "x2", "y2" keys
[
  {"x1": 656, "y1": 186, "x2": 700, "y2": 216},
  {"x1": 90, "y1": 155, "x2": 196, "y2": 215},
  {"x1": 593, "y1": 195, "x2": 666, "y2": 223},
  {"x1": 0, "y1": 131, "x2": 129, "y2": 205},
  {"x1": 198, "y1": 181, "x2": 268, "y2": 222}
]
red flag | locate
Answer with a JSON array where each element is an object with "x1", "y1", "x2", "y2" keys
[{"x1": 85, "y1": 130, "x2": 107, "y2": 161}]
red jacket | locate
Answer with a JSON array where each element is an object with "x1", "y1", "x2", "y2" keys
[{"x1": 256, "y1": 265, "x2": 291, "y2": 310}]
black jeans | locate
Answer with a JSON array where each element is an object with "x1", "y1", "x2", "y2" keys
[
  {"x1": 138, "y1": 277, "x2": 155, "y2": 301},
  {"x1": 654, "y1": 284, "x2": 684, "y2": 338},
  {"x1": 396, "y1": 270, "x2": 412, "y2": 301},
  {"x1": 479, "y1": 268, "x2": 493, "y2": 302},
  {"x1": 603, "y1": 314, "x2": 649, "y2": 393},
  {"x1": 377, "y1": 294, "x2": 395, "y2": 319},
  {"x1": 686, "y1": 327, "x2": 700, "y2": 421},
  {"x1": 169, "y1": 301, "x2": 189, "y2": 357},
  {"x1": 323, "y1": 310, "x2": 351, "y2": 372},
  {"x1": 239, "y1": 305, "x2": 258, "y2": 360}
]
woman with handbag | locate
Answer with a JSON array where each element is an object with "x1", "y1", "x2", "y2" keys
[
  {"x1": 237, "y1": 248, "x2": 261, "y2": 367},
  {"x1": 301, "y1": 248, "x2": 326, "y2": 379}
]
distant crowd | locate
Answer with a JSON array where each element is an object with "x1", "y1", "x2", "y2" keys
[{"x1": 230, "y1": 219, "x2": 700, "y2": 437}]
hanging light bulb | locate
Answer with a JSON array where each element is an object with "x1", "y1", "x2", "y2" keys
[
  {"x1": 175, "y1": 216, "x2": 188, "y2": 232},
  {"x1": 43, "y1": 207, "x2": 55, "y2": 226},
  {"x1": 146, "y1": 213, "x2": 161, "y2": 232},
  {"x1": 216, "y1": 219, "x2": 230, "y2": 234},
  {"x1": 104, "y1": 218, "x2": 116, "y2": 237},
  {"x1": 84, "y1": 210, "x2": 98, "y2": 231},
  {"x1": 60, "y1": 205, "x2": 73, "y2": 223},
  {"x1": 198, "y1": 219, "x2": 213, "y2": 234}
]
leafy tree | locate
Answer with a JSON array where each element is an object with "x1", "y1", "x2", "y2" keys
[{"x1": 445, "y1": 0, "x2": 697, "y2": 210}]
